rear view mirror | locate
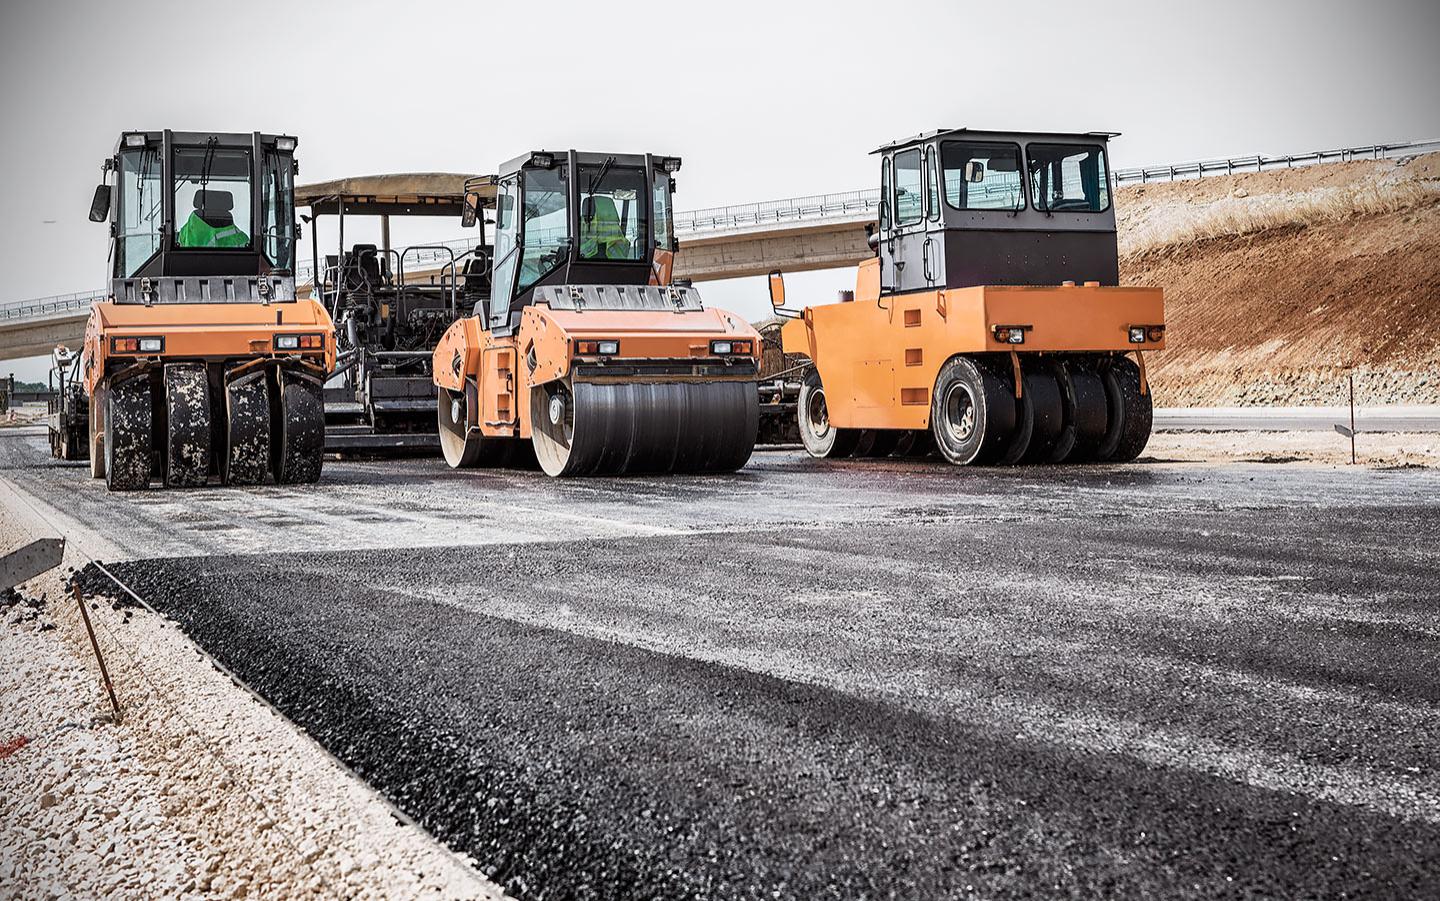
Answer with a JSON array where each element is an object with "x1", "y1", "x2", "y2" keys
[
  {"x1": 768, "y1": 271, "x2": 786, "y2": 309},
  {"x1": 88, "y1": 184, "x2": 110, "y2": 223},
  {"x1": 964, "y1": 161, "x2": 985, "y2": 183},
  {"x1": 461, "y1": 191, "x2": 480, "y2": 229}
]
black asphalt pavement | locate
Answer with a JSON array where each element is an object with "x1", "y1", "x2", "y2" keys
[{"x1": 7, "y1": 427, "x2": 1439, "y2": 898}]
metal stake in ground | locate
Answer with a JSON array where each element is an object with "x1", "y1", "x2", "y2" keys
[
  {"x1": 1333, "y1": 371, "x2": 1358, "y2": 465},
  {"x1": 72, "y1": 582, "x2": 122, "y2": 722}
]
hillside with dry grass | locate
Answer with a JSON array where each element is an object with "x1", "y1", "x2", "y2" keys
[{"x1": 1119, "y1": 153, "x2": 1440, "y2": 405}]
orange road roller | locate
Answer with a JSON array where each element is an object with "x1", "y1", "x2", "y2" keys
[
  {"x1": 83, "y1": 130, "x2": 335, "y2": 491},
  {"x1": 774, "y1": 128, "x2": 1164, "y2": 465},
  {"x1": 433, "y1": 150, "x2": 760, "y2": 476}
]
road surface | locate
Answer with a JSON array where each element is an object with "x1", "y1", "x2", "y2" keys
[{"x1": 5, "y1": 426, "x2": 1439, "y2": 899}]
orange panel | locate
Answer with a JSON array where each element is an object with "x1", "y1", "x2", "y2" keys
[
  {"x1": 84, "y1": 299, "x2": 335, "y2": 393},
  {"x1": 783, "y1": 283, "x2": 1164, "y2": 431}
]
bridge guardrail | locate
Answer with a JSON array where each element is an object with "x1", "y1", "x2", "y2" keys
[{"x1": 0, "y1": 290, "x2": 102, "y2": 321}]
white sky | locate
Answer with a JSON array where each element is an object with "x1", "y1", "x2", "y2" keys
[{"x1": 2, "y1": 0, "x2": 1438, "y2": 382}]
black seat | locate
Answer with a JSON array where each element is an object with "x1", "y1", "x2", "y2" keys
[
  {"x1": 461, "y1": 251, "x2": 492, "y2": 320},
  {"x1": 194, "y1": 188, "x2": 234, "y2": 227}
]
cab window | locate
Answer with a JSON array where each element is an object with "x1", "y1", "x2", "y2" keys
[
  {"x1": 577, "y1": 163, "x2": 648, "y2": 262},
  {"x1": 261, "y1": 150, "x2": 295, "y2": 269},
  {"x1": 926, "y1": 149, "x2": 940, "y2": 221},
  {"x1": 893, "y1": 149, "x2": 923, "y2": 225},
  {"x1": 941, "y1": 141, "x2": 1025, "y2": 211},
  {"x1": 173, "y1": 146, "x2": 253, "y2": 249},
  {"x1": 518, "y1": 166, "x2": 569, "y2": 291},
  {"x1": 651, "y1": 170, "x2": 672, "y2": 251},
  {"x1": 1027, "y1": 143, "x2": 1110, "y2": 212},
  {"x1": 489, "y1": 177, "x2": 519, "y2": 317},
  {"x1": 117, "y1": 147, "x2": 163, "y2": 276}
]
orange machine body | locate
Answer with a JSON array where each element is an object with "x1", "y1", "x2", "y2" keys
[
  {"x1": 782, "y1": 258, "x2": 1164, "y2": 431},
  {"x1": 83, "y1": 299, "x2": 337, "y2": 394},
  {"x1": 434, "y1": 302, "x2": 759, "y2": 440}
]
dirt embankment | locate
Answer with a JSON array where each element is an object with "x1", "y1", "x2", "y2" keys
[{"x1": 1119, "y1": 154, "x2": 1440, "y2": 406}]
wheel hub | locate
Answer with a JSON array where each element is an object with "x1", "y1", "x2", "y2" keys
[
  {"x1": 450, "y1": 398, "x2": 462, "y2": 424},
  {"x1": 805, "y1": 389, "x2": 830, "y2": 438},
  {"x1": 944, "y1": 384, "x2": 977, "y2": 442},
  {"x1": 548, "y1": 394, "x2": 566, "y2": 426}
]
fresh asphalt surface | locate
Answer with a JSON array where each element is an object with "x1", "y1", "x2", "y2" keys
[{"x1": 6, "y1": 425, "x2": 1440, "y2": 899}]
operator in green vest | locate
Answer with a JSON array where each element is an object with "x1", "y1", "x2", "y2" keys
[
  {"x1": 177, "y1": 188, "x2": 249, "y2": 248},
  {"x1": 579, "y1": 195, "x2": 632, "y2": 260}
]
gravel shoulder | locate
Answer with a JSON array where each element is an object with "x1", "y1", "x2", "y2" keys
[{"x1": 0, "y1": 487, "x2": 509, "y2": 901}]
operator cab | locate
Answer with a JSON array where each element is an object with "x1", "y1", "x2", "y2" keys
[
  {"x1": 872, "y1": 129, "x2": 1119, "y2": 295},
  {"x1": 476, "y1": 150, "x2": 681, "y2": 335},
  {"x1": 89, "y1": 130, "x2": 299, "y2": 301}
]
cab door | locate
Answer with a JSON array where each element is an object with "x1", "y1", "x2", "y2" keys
[
  {"x1": 887, "y1": 148, "x2": 927, "y2": 294},
  {"x1": 921, "y1": 144, "x2": 944, "y2": 289}
]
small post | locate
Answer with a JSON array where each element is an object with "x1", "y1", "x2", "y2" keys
[
  {"x1": 73, "y1": 582, "x2": 121, "y2": 722},
  {"x1": 1349, "y1": 372, "x2": 1356, "y2": 465}
]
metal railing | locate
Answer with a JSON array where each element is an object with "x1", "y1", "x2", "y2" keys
[
  {"x1": 1111, "y1": 138, "x2": 1440, "y2": 186},
  {"x1": 8, "y1": 137, "x2": 1438, "y2": 313},
  {"x1": 0, "y1": 290, "x2": 102, "y2": 321}
]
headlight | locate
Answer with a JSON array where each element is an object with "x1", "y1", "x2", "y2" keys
[
  {"x1": 276, "y1": 333, "x2": 324, "y2": 351},
  {"x1": 124, "y1": 133, "x2": 146, "y2": 148},
  {"x1": 1128, "y1": 327, "x2": 1147, "y2": 344},
  {"x1": 275, "y1": 136, "x2": 297, "y2": 152},
  {"x1": 575, "y1": 340, "x2": 619, "y2": 356},
  {"x1": 711, "y1": 340, "x2": 733, "y2": 355},
  {"x1": 993, "y1": 325, "x2": 1027, "y2": 345},
  {"x1": 112, "y1": 336, "x2": 164, "y2": 354}
]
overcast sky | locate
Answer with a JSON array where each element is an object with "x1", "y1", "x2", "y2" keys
[{"x1": 2, "y1": 0, "x2": 1438, "y2": 381}]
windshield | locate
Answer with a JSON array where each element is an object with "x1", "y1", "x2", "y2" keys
[
  {"x1": 174, "y1": 145, "x2": 253, "y2": 249},
  {"x1": 519, "y1": 166, "x2": 569, "y2": 292},
  {"x1": 1027, "y1": 143, "x2": 1110, "y2": 212},
  {"x1": 578, "y1": 163, "x2": 648, "y2": 261},
  {"x1": 261, "y1": 150, "x2": 295, "y2": 269},
  {"x1": 117, "y1": 147, "x2": 163, "y2": 276},
  {"x1": 942, "y1": 141, "x2": 1025, "y2": 211}
]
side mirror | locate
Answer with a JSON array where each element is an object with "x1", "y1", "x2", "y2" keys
[
  {"x1": 461, "y1": 191, "x2": 480, "y2": 229},
  {"x1": 88, "y1": 184, "x2": 110, "y2": 223},
  {"x1": 768, "y1": 271, "x2": 786, "y2": 309},
  {"x1": 965, "y1": 161, "x2": 985, "y2": 183}
]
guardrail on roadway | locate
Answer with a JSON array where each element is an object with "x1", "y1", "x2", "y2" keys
[{"x1": 8, "y1": 137, "x2": 1438, "y2": 309}]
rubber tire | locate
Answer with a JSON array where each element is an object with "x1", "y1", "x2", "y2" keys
[
  {"x1": 930, "y1": 355, "x2": 1015, "y2": 466},
  {"x1": 797, "y1": 369, "x2": 861, "y2": 459},
  {"x1": 104, "y1": 376, "x2": 152, "y2": 491},
  {"x1": 89, "y1": 381, "x2": 108, "y2": 479},
  {"x1": 1018, "y1": 368, "x2": 1064, "y2": 464},
  {"x1": 1053, "y1": 361, "x2": 1109, "y2": 463},
  {"x1": 274, "y1": 370, "x2": 325, "y2": 484},
  {"x1": 853, "y1": 429, "x2": 902, "y2": 458},
  {"x1": 893, "y1": 430, "x2": 935, "y2": 458},
  {"x1": 1098, "y1": 356, "x2": 1153, "y2": 462},
  {"x1": 164, "y1": 364, "x2": 211, "y2": 487},
  {"x1": 224, "y1": 370, "x2": 271, "y2": 485}
]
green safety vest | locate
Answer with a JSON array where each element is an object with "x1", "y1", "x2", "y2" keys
[{"x1": 177, "y1": 212, "x2": 249, "y2": 248}]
